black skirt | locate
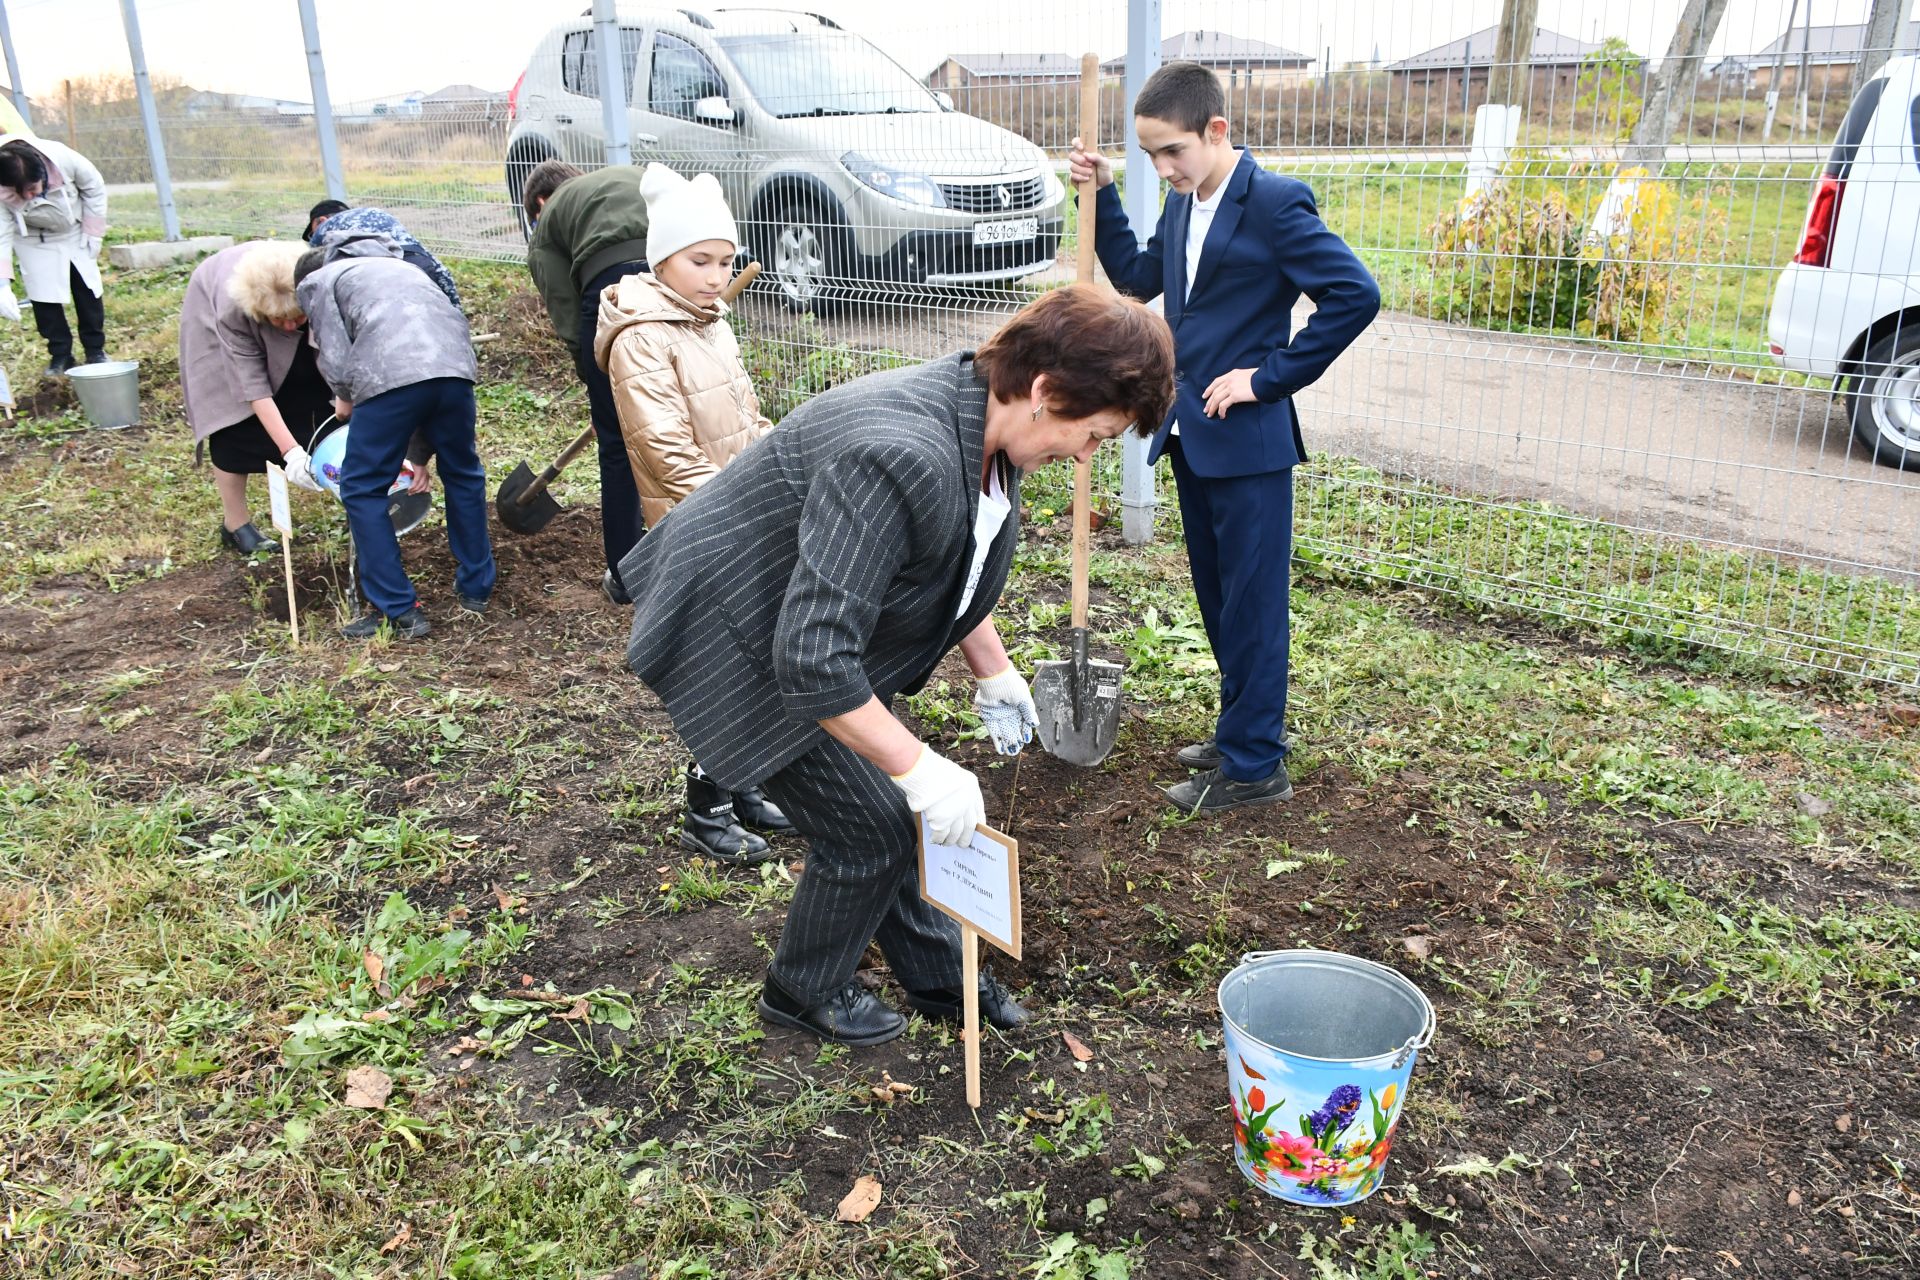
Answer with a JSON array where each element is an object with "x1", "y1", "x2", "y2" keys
[{"x1": 205, "y1": 339, "x2": 334, "y2": 475}]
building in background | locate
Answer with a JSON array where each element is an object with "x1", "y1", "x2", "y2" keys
[
  {"x1": 1386, "y1": 25, "x2": 1624, "y2": 102},
  {"x1": 1713, "y1": 21, "x2": 1920, "y2": 93},
  {"x1": 1100, "y1": 30, "x2": 1315, "y2": 89}
]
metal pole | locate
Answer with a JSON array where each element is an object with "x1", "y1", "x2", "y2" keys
[
  {"x1": 117, "y1": 0, "x2": 179, "y2": 241},
  {"x1": 1120, "y1": 0, "x2": 1161, "y2": 545},
  {"x1": 296, "y1": 0, "x2": 346, "y2": 202},
  {"x1": 0, "y1": 0, "x2": 30, "y2": 128},
  {"x1": 592, "y1": 0, "x2": 631, "y2": 166}
]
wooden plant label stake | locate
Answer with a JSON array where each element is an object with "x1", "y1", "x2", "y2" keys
[
  {"x1": 266, "y1": 462, "x2": 298, "y2": 647},
  {"x1": 918, "y1": 819, "x2": 1022, "y2": 1110}
]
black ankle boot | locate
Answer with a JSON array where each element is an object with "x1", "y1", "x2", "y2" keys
[
  {"x1": 730, "y1": 785, "x2": 794, "y2": 836},
  {"x1": 682, "y1": 763, "x2": 772, "y2": 865}
]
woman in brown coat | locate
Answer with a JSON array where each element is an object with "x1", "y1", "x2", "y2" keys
[{"x1": 594, "y1": 162, "x2": 792, "y2": 863}]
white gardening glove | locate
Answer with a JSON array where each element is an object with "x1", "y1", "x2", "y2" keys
[
  {"x1": 281, "y1": 446, "x2": 324, "y2": 492},
  {"x1": 0, "y1": 289, "x2": 18, "y2": 323},
  {"x1": 889, "y1": 745, "x2": 985, "y2": 848},
  {"x1": 973, "y1": 665, "x2": 1039, "y2": 756}
]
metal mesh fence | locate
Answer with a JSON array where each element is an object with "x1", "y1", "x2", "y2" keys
[{"x1": 21, "y1": 0, "x2": 1920, "y2": 685}]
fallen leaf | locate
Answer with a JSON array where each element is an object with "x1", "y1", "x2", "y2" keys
[
  {"x1": 494, "y1": 885, "x2": 521, "y2": 914},
  {"x1": 362, "y1": 949, "x2": 389, "y2": 996},
  {"x1": 1835, "y1": 1113, "x2": 1853, "y2": 1133},
  {"x1": 1062, "y1": 1031, "x2": 1095, "y2": 1063},
  {"x1": 1716, "y1": 1250, "x2": 1741, "y2": 1268},
  {"x1": 344, "y1": 1065, "x2": 392, "y2": 1110},
  {"x1": 360, "y1": 1009, "x2": 393, "y2": 1023},
  {"x1": 1887, "y1": 703, "x2": 1920, "y2": 725},
  {"x1": 1787, "y1": 1189, "x2": 1803, "y2": 1207},
  {"x1": 403, "y1": 773, "x2": 434, "y2": 795},
  {"x1": 446, "y1": 1035, "x2": 484, "y2": 1057},
  {"x1": 1024, "y1": 1106, "x2": 1067, "y2": 1125},
  {"x1": 836, "y1": 1175, "x2": 882, "y2": 1223},
  {"x1": 554, "y1": 998, "x2": 591, "y2": 1021},
  {"x1": 1586, "y1": 1049, "x2": 1605, "y2": 1064},
  {"x1": 1400, "y1": 935, "x2": 1433, "y2": 962},
  {"x1": 379, "y1": 1222, "x2": 412, "y2": 1255}
]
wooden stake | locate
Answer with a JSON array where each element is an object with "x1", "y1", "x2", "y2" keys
[
  {"x1": 962, "y1": 924, "x2": 981, "y2": 1110},
  {"x1": 64, "y1": 80, "x2": 77, "y2": 150},
  {"x1": 281, "y1": 537, "x2": 299, "y2": 647}
]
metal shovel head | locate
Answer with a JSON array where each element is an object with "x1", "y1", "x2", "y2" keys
[
  {"x1": 494, "y1": 461, "x2": 562, "y2": 535},
  {"x1": 1032, "y1": 630, "x2": 1123, "y2": 766},
  {"x1": 387, "y1": 490, "x2": 432, "y2": 537}
]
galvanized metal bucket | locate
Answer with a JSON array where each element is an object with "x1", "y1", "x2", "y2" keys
[
  {"x1": 1218, "y1": 949, "x2": 1435, "y2": 1207},
  {"x1": 67, "y1": 360, "x2": 140, "y2": 429}
]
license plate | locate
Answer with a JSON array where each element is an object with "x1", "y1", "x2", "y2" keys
[{"x1": 973, "y1": 217, "x2": 1038, "y2": 247}]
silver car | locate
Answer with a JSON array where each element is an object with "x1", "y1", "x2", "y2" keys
[{"x1": 505, "y1": 6, "x2": 1067, "y2": 310}]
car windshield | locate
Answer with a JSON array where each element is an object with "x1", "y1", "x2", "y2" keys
[{"x1": 717, "y1": 32, "x2": 937, "y2": 118}]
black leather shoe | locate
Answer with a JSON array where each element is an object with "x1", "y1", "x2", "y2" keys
[
  {"x1": 42, "y1": 354, "x2": 76, "y2": 378},
  {"x1": 1177, "y1": 737, "x2": 1223, "y2": 770},
  {"x1": 682, "y1": 764, "x2": 772, "y2": 865},
  {"x1": 758, "y1": 978, "x2": 905, "y2": 1046},
  {"x1": 341, "y1": 607, "x2": 432, "y2": 640},
  {"x1": 1162, "y1": 765, "x2": 1293, "y2": 814},
  {"x1": 731, "y1": 785, "x2": 794, "y2": 836},
  {"x1": 905, "y1": 970, "x2": 1032, "y2": 1030},
  {"x1": 601, "y1": 569, "x2": 631, "y2": 606},
  {"x1": 219, "y1": 520, "x2": 278, "y2": 555},
  {"x1": 455, "y1": 592, "x2": 490, "y2": 615}
]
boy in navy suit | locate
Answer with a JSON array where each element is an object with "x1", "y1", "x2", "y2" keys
[{"x1": 1070, "y1": 62, "x2": 1379, "y2": 812}]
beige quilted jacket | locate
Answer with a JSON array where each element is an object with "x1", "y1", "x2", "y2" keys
[{"x1": 593, "y1": 273, "x2": 772, "y2": 526}]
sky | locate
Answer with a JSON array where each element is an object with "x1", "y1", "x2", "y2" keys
[{"x1": 0, "y1": 0, "x2": 1897, "y2": 105}]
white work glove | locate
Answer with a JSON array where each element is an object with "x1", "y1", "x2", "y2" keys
[
  {"x1": 84, "y1": 236, "x2": 103, "y2": 260},
  {"x1": 889, "y1": 746, "x2": 985, "y2": 848},
  {"x1": 973, "y1": 665, "x2": 1039, "y2": 756},
  {"x1": 0, "y1": 289, "x2": 18, "y2": 323},
  {"x1": 281, "y1": 445, "x2": 324, "y2": 492}
]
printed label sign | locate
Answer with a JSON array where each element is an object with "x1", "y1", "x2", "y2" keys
[
  {"x1": 266, "y1": 461, "x2": 292, "y2": 536},
  {"x1": 919, "y1": 820, "x2": 1022, "y2": 960}
]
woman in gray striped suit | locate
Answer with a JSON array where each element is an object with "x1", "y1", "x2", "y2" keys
[{"x1": 620, "y1": 284, "x2": 1174, "y2": 1045}]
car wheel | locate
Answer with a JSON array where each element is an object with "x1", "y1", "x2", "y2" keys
[
  {"x1": 754, "y1": 195, "x2": 851, "y2": 314},
  {"x1": 505, "y1": 140, "x2": 555, "y2": 242},
  {"x1": 1847, "y1": 325, "x2": 1920, "y2": 471}
]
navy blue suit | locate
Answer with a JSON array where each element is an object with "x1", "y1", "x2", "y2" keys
[{"x1": 1093, "y1": 150, "x2": 1379, "y2": 780}]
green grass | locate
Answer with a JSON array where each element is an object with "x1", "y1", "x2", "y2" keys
[{"x1": 6, "y1": 252, "x2": 1920, "y2": 1276}]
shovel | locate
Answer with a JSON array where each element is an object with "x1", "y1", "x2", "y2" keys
[
  {"x1": 494, "y1": 261, "x2": 761, "y2": 536},
  {"x1": 1033, "y1": 52, "x2": 1123, "y2": 767}
]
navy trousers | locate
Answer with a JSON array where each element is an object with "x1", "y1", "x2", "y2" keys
[
  {"x1": 340, "y1": 377, "x2": 496, "y2": 617},
  {"x1": 575, "y1": 261, "x2": 648, "y2": 576},
  {"x1": 1168, "y1": 436, "x2": 1294, "y2": 783}
]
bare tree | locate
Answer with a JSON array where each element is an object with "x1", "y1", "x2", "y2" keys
[
  {"x1": 1852, "y1": 0, "x2": 1914, "y2": 96},
  {"x1": 1622, "y1": 0, "x2": 1731, "y2": 167},
  {"x1": 1486, "y1": 0, "x2": 1541, "y2": 108}
]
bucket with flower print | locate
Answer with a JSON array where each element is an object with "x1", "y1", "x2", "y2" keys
[{"x1": 1218, "y1": 949, "x2": 1434, "y2": 1207}]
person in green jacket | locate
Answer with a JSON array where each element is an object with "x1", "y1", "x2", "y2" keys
[{"x1": 522, "y1": 159, "x2": 651, "y2": 602}]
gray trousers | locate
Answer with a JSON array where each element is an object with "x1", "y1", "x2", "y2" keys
[{"x1": 758, "y1": 735, "x2": 962, "y2": 1007}]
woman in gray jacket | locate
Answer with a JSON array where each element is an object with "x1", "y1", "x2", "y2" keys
[{"x1": 621, "y1": 285, "x2": 1174, "y2": 1045}]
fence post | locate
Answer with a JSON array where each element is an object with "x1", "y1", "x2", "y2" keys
[
  {"x1": 0, "y1": 0, "x2": 31, "y2": 128},
  {"x1": 116, "y1": 0, "x2": 179, "y2": 241},
  {"x1": 1120, "y1": 0, "x2": 1161, "y2": 545},
  {"x1": 593, "y1": 0, "x2": 631, "y2": 166},
  {"x1": 296, "y1": 0, "x2": 347, "y2": 202}
]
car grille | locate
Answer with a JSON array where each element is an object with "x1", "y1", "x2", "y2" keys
[{"x1": 939, "y1": 174, "x2": 1047, "y2": 214}]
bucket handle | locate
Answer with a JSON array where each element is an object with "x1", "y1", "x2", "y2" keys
[{"x1": 1236, "y1": 951, "x2": 1436, "y2": 1069}]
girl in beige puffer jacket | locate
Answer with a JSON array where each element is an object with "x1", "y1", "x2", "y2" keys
[{"x1": 593, "y1": 163, "x2": 789, "y2": 866}]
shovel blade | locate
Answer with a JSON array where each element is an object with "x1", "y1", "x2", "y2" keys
[
  {"x1": 494, "y1": 461, "x2": 563, "y2": 535},
  {"x1": 1032, "y1": 651, "x2": 1123, "y2": 766},
  {"x1": 387, "y1": 490, "x2": 432, "y2": 537}
]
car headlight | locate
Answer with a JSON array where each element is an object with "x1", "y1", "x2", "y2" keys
[{"x1": 842, "y1": 152, "x2": 945, "y2": 207}]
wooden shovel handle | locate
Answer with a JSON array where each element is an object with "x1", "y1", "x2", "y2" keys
[{"x1": 1070, "y1": 51, "x2": 1099, "y2": 630}]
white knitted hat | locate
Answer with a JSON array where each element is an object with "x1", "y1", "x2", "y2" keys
[{"x1": 642, "y1": 162, "x2": 738, "y2": 266}]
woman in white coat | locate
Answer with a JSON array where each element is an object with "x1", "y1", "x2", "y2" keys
[{"x1": 0, "y1": 136, "x2": 108, "y2": 377}]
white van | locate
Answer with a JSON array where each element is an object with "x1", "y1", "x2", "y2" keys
[{"x1": 1768, "y1": 54, "x2": 1920, "y2": 470}]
